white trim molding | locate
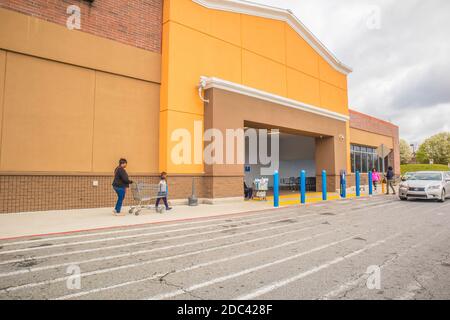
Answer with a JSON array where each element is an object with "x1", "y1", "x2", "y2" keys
[
  {"x1": 192, "y1": 0, "x2": 352, "y2": 75},
  {"x1": 200, "y1": 76, "x2": 350, "y2": 122}
]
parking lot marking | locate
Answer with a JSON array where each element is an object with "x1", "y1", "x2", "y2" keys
[
  {"x1": 0, "y1": 212, "x2": 309, "y2": 255},
  {"x1": 55, "y1": 229, "x2": 336, "y2": 300},
  {"x1": 236, "y1": 233, "x2": 401, "y2": 300},
  {"x1": 0, "y1": 215, "x2": 329, "y2": 280},
  {"x1": 0, "y1": 201, "x2": 408, "y2": 267},
  {"x1": 0, "y1": 214, "x2": 325, "y2": 269},
  {"x1": 0, "y1": 198, "x2": 396, "y2": 248},
  {"x1": 147, "y1": 234, "x2": 362, "y2": 300},
  {"x1": 320, "y1": 227, "x2": 449, "y2": 300}
]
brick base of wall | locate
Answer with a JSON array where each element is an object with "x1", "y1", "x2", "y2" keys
[
  {"x1": 0, "y1": 173, "x2": 373, "y2": 214},
  {"x1": 315, "y1": 175, "x2": 340, "y2": 193},
  {"x1": 0, "y1": 174, "x2": 244, "y2": 214},
  {"x1": 316, "y1": 174, "x2": 368, "y2": 193}
]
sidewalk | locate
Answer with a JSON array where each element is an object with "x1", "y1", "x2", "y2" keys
[
  {"x1": 0, "y1": 190, "x2": 385, "y2": 240},
  {"x1": 0, "y1": 201, "x2": 272, "y2": 240}
]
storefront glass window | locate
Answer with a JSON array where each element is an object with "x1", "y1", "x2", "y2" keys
[{"x1": 350, "y1": 144, "x2": 381, "y2": 173}]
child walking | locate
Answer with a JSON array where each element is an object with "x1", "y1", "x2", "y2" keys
[
  {"x1": 156, "y1": 172, "x2": 172, "y2": 211},
  {"x1": 371, "y1": 168, "x2": 380, "y2": 191}
]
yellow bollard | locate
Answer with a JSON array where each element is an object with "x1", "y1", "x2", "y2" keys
[{"x1": 382, "y1": 181, "x2": 386, "y2": 194}]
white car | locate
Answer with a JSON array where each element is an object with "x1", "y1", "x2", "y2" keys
[{"x1": 399, "y1": 171, "x2": 450, "y2": 202}]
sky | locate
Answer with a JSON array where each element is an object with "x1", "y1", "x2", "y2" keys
[{"x1": 252, "y1": 0, "x2": 450, "y2": 146}]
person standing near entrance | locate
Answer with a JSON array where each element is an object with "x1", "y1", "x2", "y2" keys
[
  {"x1": 112, "y1": 159, "x2": 133, "y2": 216},
  {"x1": 244, "y1": 181, "x2": 253, "y2": 200},
  {"x1": 385, "y1": 166, "x2": 396, "y2": 195}
]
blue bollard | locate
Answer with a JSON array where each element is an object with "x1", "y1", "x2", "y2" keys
[
  {"x1": 300, "y1": 170, "x2": 306, "y2": 204},
  {"x1": 340, "y1": 171, "x2": 347, "y2": 198},
  {"x1": 322, "y1": 170, "x2": 327, "y2": 201},
  {"x1": 274, "y1": 171, "x2": 279, "y2": 208},
  {"x1": 368, "y1": 171, "x2": 373, "y2": 196},
  {"x1": 356, "y1": 171, "x2": 361, "y2": 197}
]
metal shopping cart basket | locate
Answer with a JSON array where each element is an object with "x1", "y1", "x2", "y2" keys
[
  {"x1": 129, "y1": 182, "x2": 167, "y2": 215},
  {"x1": 253, "y1": 178, "x2": 269, "y2": 201}
]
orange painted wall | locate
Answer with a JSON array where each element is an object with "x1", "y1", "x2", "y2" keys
[{"x1": 160, "y1": 0, "x2": 349, "y2": 173}]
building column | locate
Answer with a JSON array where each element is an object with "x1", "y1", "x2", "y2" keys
[{"x1": 315, "y1": 135, "x2": 348, "y2": 192}]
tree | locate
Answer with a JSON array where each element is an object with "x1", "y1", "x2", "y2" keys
[
  {"x1": 416, "y1": 132, "x2": 450, "y2": 165},
  {"x1": 399, "y1": 139, "x2": 412, "y2": 164},
  {"x1": 415, "y1": 148, "x2": 428, "y2": 164}
]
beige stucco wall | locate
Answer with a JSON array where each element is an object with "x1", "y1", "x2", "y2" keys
[
  {"x1": 0, "y1": 9, "x2": 161, "y2": 175},
  {"x1": 92, "y1": 72, "x2": 160, "y2": 173},
  {"x1": 350, "y1": 127, "x2": 394, "y2": 150},
  {"x1": 1, "y1": 52, "x2": 96, "y2": 172},
  {"x1": 0, "y1": 8, "x2": 161, "y2": 83},
  {"x1": 0, "y1": 50, "x2": 5, "y2": 164},
  {"x1": 0, "y1": 52, "x2": 160, "y2": 174}
]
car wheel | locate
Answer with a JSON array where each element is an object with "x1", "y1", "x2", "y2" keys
[{"x1": 439, "y1": 189, "x2": 446, "y2": 203}]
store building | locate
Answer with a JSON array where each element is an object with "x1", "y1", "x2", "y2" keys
[{"x1": 0, "y1": 0, "x2": 399, "y2": 213}]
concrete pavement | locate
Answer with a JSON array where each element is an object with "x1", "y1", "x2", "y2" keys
[
  {"x1": 0, "y1": 190, "x2": 380, "y2": 240},
  {"x1": 0, "y1": 201, "x2": 272, "y2": 240},
  {"x1": 0, "y1": 195, "x2": 449, "y2": 300}
]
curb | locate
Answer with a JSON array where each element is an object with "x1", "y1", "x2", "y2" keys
[{"x1": 0, "y1": 194, "x2": 386, "y2": 242}]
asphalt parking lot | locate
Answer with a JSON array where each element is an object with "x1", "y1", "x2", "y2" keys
[{"x1": 0, "y1": 196, "x2": 449, "y2": 300}]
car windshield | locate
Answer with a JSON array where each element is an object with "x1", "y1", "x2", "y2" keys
[{"x1": 409, "y1": 173, "x2": 442, "y2": 181}]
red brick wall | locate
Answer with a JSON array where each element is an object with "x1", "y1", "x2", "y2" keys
[
  {"x1": 349, "y1": 109, "x2": 401, "y2": 175},
  {"x1": 0, "y1": 0, "x2": 163, "y2": 53},
  {"x1": 0, "y1": 175, "x2": 244, "y2": 214},
  {"x1": 349, "y1": 109, "x2": 399, "y2": 138}
]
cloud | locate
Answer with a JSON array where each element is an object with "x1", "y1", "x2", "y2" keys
[{"x1": 253, "y1": 0, "x2": 450, "y2": 144}]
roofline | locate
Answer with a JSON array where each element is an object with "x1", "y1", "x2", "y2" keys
[
  {"x1": 201, "y1": 76, "x2": 350, "y2": 122},
  {"x1": 349, "y1": 109, "x2": 399, "y2": 129},
  {"x1": 192, "y1": 0, "x2": 353, "y2": 75}
]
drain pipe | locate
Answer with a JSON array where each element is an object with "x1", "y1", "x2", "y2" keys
[{"x1": 198, "y1": 78, "x2": 210, "y2": 104}]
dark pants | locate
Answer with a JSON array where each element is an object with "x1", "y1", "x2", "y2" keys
[
  {"x1": 156, "y1": 196, "x2": 169, "y2": 209},
  {"x1": 113, "y1": 187, "x2": 126, "y2": 213},
  {"x1": 386, "y1": 180, "x2": 396, "y2": 194},
  {"x1": 245, "y1": 188, "x2": 253, "y2": 199}
]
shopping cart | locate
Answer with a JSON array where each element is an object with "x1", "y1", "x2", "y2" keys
[
  {"x1": 253, "y1": 178, "x2": 269, "y2": 201},
  {"x1": 129, "y1": 182, "x2": 167, "y2": 215}
]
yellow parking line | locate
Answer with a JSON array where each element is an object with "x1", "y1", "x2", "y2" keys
[{"x1": 253, "y1": 192, "x2": 365, "y2": 206}]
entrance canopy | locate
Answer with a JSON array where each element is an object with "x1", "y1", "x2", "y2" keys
[{"x1": 203, "y1": 80, "x2": 349, "y2": 191}]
